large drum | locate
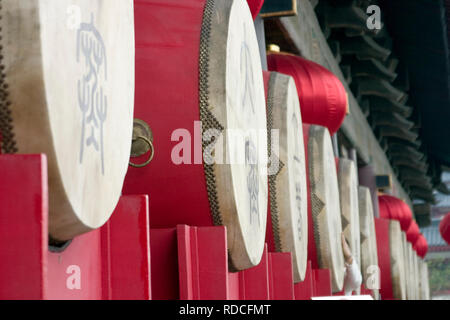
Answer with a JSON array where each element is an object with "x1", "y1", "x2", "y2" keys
[
  {"x1": 401, "y1": 232, "x2": 412, "y2": 300},
  {"x1": 264, "y1": 71, "x2": 308, "y2": 283},
  {"x1": 0, "y1": 0, "x2": 135, "y2": 241},
  {"x1": 337, "y1": 158, "x2": 361, "y2": 270},
  {"x1": 406, "y1": 242, "x2": 415, "y2": 299},
  {"x1": 389, "y1": 220, "x2": 407, "y2": 300},
  {"x1": 419, "y1": 260, "x2": 430, "y2": 300},
  {"x1": 124, "y1": 0, "x2": 268, "y2": 270},
  {"x1": 358, "y1": 186, "x2": 380, "y2": 298},
  {"x1": 268, "y1": 51, "x2": 348, "y2": 135},
  {"x1": 303, "y1": 124, "x2": 345, "y2": 292}
]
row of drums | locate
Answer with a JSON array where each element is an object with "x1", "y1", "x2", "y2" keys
[{"x1": 0, "y1": 0, "x2": 429, "y2": 299}]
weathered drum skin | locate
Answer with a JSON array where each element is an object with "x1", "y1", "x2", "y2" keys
[
  {"x1": 419, "y1": 259, "x2": 430, "y2": 300},
  {"x1": 303, "y1": 124, "x2": 345, "y2": 292},
  {"x1": 359, "y1": 186, "x2": 380, "y2": 299},
  {"x1": 264, "y1": 71, "x2": 308, "y2": 283},
  {"x1": 389, "y1": 220, "x2": 407, "y2": 300},
  {"x1": 337, "y1": 158, "x2": 361, "y2": 272},
  {"x1": 124, "y1": 0, "x2": 268, "y2": 270},
  {"x1": 0, "y1": 0, "x2": 135, "y2": 241}
]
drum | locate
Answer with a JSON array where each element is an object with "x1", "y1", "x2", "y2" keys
[
  {"x1": 0, "y1": 0, "x2": 135, "y2": 241},
  {"x1": 337, "y1": 158, "x2": 361, "y2": 271},
  {"x1": 359, "y1": 186, "x2": 380, "y2": 298},
  {"x1": 413, "y1": 251, "x2": 420, "y2": 300},
  {"x1": 124, "y1": 0, "x2": 268, "y2": 271},
  {"x1": 264, "y1": 71, "x2": 308, "y2": 283},
  {"x1": 419, "y1": 260, "x2": 430, "y2": 300},
  {"x1": 389, "y1": 220, "x2": 407, "y2": 300},
  {"x1": 406, "y1": 242, "x2": 415, "y2": 299},
  {"x1": 303, "y1": 124, "x2": 344, "y2": 292}
]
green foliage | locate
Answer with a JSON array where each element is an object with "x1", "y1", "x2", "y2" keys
[{"x1": 428, "y1": 258, "x2": 450, "y2": 294}]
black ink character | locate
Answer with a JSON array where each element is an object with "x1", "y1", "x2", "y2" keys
[
  {"x1": 246, "y1": 139, "x2": 260, "y2": 226},
  {"x1": 77, "y1": 14, "x2": 107, "y2": 175}
]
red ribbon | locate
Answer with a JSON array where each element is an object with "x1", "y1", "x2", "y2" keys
[
  {"x1": 268, "y1": 53, "x2": 348, "y2": 135},
  {"x1": 378, "y1": 195, "x2": 413, "y2": 232}
]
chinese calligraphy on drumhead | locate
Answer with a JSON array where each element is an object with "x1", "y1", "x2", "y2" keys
[{"x1": 77, "y1": 14, "x2": 107, "y2": 175}]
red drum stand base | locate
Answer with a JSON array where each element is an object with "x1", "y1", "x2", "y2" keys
[
  {"x1": 0, "y1": 155, "x2": 151, "y2": 300},
  {"x1": 0, "y1": 154, "x2": 338, "y2": 300}
]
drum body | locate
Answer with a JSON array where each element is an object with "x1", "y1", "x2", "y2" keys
[
  {"x1": 0, "y1": 0, "x2": 135, "y2": 241},
  {"x1": 303, "y1": 124, "x2": 344, "y2": 292},
  {"x1": 389, "y1": 220, "x2": 406, "y2": 300},
  {"x1": 264, "y1": 72, "x2": 308, "y2": 283},
  {"x1": 337, "y1": 158, "x2": 361, "y2": 271},
  {"x1": 124, "y1": 0, "x2": 268, "y2": 270},
  {"x1": 359, "y1": 186, "x2": 380, "y2": 298}
]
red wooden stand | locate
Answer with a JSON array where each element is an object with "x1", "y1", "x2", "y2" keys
[
  {"x1": 0, "y1": 154, "x2": 339, "y2": 300},
  {"x1": 375, "y1": 218, "x2": 393, "y2": 300},
  {"x1": 0, "y1": 155, "x2": 152, "y2": 300}
]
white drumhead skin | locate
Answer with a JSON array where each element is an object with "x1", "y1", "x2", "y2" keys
[
  {"x1": 308, "y1": 125, "x2": 345, "y2": 292},
  {"x1": 389, "y1": 220, "x2": 406, "y2": 300},
  {"x1": 2, "y1": 0, "x2": 134, "y2": 240},
  {"x1": 338, "y1": 159, "x2": 361, "y2": 272},
  {"x1": 206, "y1": 0, "x2": 268, "y2": 270},
  {"x1": 358, "y1": 186, "x2": 379, "y2": 298},
  {"x1": 267, "y1": 73, "x2": 308, "y2": 283}
]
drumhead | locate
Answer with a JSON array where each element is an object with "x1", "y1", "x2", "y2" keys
[
  {"x1": 266, "y1": 72, "x2": 308, "y2": 283},
  {"x1": 307, "y1": 125, "x2": 345, "y2": 292},
  {"x1": 203, "y1": 0, "x2": 268, "y2": 269},
  {"x1": 419, "y1": 260, "x2": 430, "y2": 300},
  {"x1": 338, "y1": 159, "x2": 361, "y2": 271},
  {"x1": 358, "y1": 186, "x2": 380, "y2": 297},
  {"x1": 389, "y1": 220, "x2": 407, "y2": 300},
  {"x1": 1, "y1": 0, "x2": 135, "y2": 240}
]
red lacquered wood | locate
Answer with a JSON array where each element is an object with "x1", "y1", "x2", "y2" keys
[
  {"x1": 313, "y1": 269, "x2": 332, "y2": 297},
  {"x1": 47, "y1": 231, "x2": 103, "y2": 300},
  {"x1": 47, "y1": 195, "x2": 152, "y2": 300},
  {"x1": 0, "y1": 155, "x2": 151, "y2": 300},
  {"x1": 239, "y1": 245, "x2": 270, "y2": 300},
  {"x1": 0, "y1": 154, "x2": 48, "y2": 300},
  {"x1": 150, "y1": 228, "x2": 180, "y2": 300},
  {"x1": 294, "y1": 261, "x2": 314, "y2": 300},
  {"x1": 177, "y1": 225, "x2": 229, "y2": 300},
  {"x1": 268, "y1": 252, "x2": 295, "y2": 300},
  {"x1": 101, "y1": 195, "x2": 152, "y2": 300},
  {"x1": 268, "y1": 53, "x2": 348, "y2": 134},
  {"x1": 227, "y1": 272, "x2": 240, "y2": 300},
  {"x1": 375, "y1": 218, "x2": 393, "y2": 300}
]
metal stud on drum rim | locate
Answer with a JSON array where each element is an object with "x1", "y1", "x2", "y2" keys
[
  {"x1": 306, "y1": 125, "x2": 345, "y2": 292},
  {"x1": 359, "y1": 186, "x2": 380, "y2": 299},
  {"x1": 124, "y1": 0, "x2": 268, "y2": 271},
  {"x1": 389, "y1": 220, "x2": 407, "y2": 300},
  {"x1": 338, "y1": 158, "x2": 361, "y2": 272},
  {"x1": 0, "y1": 0, "x2": 135, "y2": 241},
  {"x1": 265, "y1": 72, "x2": 308, "y2": 283}
]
